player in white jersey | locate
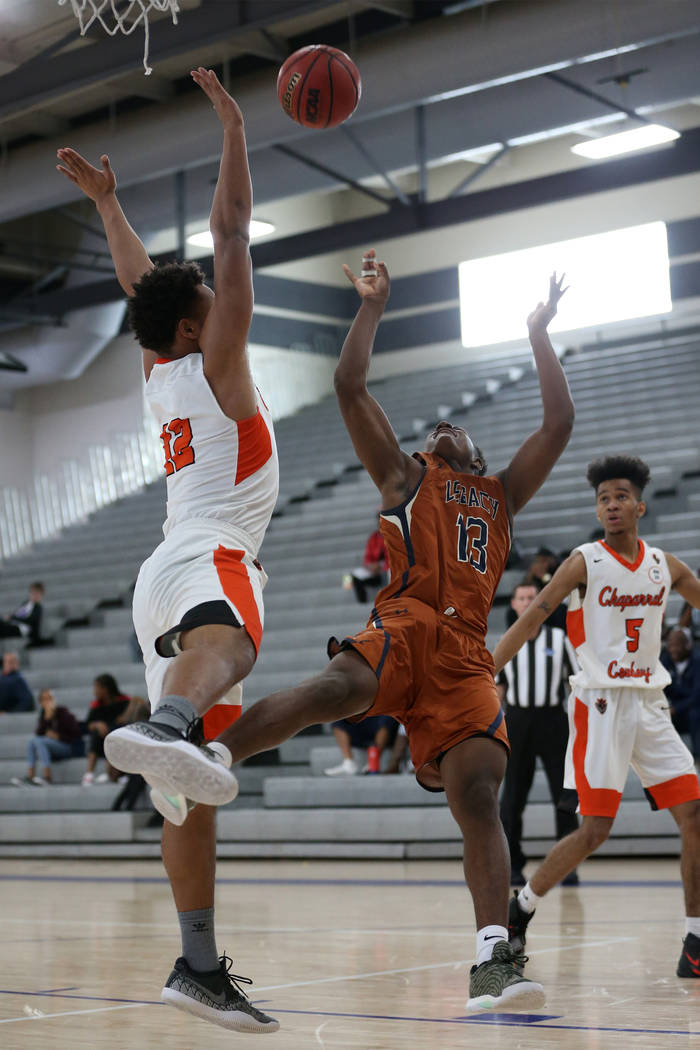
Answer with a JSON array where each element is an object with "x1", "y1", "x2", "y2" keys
[
  {"x1": 493, "y1": 455, "x2": 700, "y2": 980},
  {"x1": 56, "y1": 68, "x2": 279, "y2": 1033}
]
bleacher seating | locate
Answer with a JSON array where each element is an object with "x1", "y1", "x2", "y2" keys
[{"x1": 1, "y1": 333, "x2": 698, "y2": 857}]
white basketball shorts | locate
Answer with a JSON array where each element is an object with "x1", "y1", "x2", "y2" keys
[
  {"x1": 132, "y1": 520, "x2": 266, "y2": 737},
  {"x1": 563, "y1": 686, "x2": 700, "y2": 817}
]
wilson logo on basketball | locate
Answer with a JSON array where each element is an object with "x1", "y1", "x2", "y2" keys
[
  {"x1": 595, "y1": 698, "x2": 608, "y2": 714},
  {"x1": 282, "y1": 72, "x2": 301, "y2": 112}
]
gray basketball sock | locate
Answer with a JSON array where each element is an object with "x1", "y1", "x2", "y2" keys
[
  {"x1": 152, "y1": 694, "x2": 198, "y2": 734},
  {"x1": 178, "y1": 906, "x2": 219, "y2": 973}
]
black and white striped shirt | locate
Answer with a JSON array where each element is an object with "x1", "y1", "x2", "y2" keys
[{"x1": 498, "y1": 625, "x2": 576, "y2": 708}]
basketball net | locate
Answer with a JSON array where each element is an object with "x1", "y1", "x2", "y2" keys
[{"x1": 57, "y1": 0, "x2": 179, "y2": 75}]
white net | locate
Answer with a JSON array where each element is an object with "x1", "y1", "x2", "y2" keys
[{"x1": 57, "y1": 0, "x2": 179, "y2": 75}]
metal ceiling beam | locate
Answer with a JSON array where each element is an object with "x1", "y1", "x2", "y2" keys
[
  {"x1": 272, "y1": 144, "x2": 393, "y2": 206},
  {"x1": 545, "y1": 71, "x2": 653, "y2": 126},
  {"x1": 339, "y1": 125, "x2": 411, "y2": 205},
  {"x1": 14, "y1": 124, "x2": 700, "y2": 319},
  {"x1": 0, "y1": 0, "x2": 339, "y2": 123},
  {"x1": 448, "y1": 143, "x2": 509, "y2": 197}
]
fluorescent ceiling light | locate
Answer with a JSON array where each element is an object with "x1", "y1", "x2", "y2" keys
[
  {"x1": 459, "y1": 221, "x2": 671, "y2": 348},
  {"x1": 571, "y1": 124, "x2": 679, "y2": 159},
  {"x1": 187, "y1": 220, "x2": 275, "y2": 249}
]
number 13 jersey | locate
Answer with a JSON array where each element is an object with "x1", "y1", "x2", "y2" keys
[
  {"x1": 376, "y1": 452, "x2": 511, "y2": 636},
  {"x1": 146, "y1": 353, "x2": 278, "y2": 554},
  {"x1": 567, "y1": 539, "x2": 671, "y2": 691}
]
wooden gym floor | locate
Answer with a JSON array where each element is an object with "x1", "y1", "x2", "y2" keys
[{"x1": 1, "y1": 856, "x2": 699, "y2": 1049}]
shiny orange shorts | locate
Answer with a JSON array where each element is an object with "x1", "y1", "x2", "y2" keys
[{"x1": 342, "y1": 597, "x2": 508, "y2": 791}]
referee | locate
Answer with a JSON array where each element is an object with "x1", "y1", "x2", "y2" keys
[{"x1": 498, "y1": 580, "x2": 579, "y2": 886}]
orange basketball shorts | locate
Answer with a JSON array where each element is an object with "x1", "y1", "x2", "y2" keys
[{"x1": 341, "y1": 596, "x2": 508, "y2": 790}]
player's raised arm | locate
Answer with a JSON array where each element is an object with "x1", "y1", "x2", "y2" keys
[
  {"x1": 56, "y1": 148, "x2": 154, "y2": 296},
  {"x1": 666, "y1": 554, "x2": 700, "y2": 610},
  {"x1": 499, "y1": 274, "x2": 574, "y2": 515},
  {"x1": 335, "y1": 251, "x2": 421, "y2": 504},
  {"x1": 191, "y1": 67, "x2": 256, "y2": 420},
  {"x1": 492, "y1": 552, "x2": 586, "y2": 673}
]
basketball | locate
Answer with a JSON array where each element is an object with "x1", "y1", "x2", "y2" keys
[{"x1": 277, "y1": 45, "x2": 361, "y2": 129}]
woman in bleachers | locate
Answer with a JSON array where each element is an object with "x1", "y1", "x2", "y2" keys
[
  {"x1": 81, "y1": 674, "x2": 130, "y2": 786},
  {"x1": 10, "y1": 688, "x2": 84, "y2": 786}
]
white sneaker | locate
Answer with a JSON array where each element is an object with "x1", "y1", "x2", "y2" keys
[
  {"x1": 324, "y1": 758, "x2": 359, "y2": 776},
  {"x1": 81, "y1": 772, "x2": 94, "y2": 787},
  {"x1": 148, "y1": 742, "x2": 233, "y2": 826},
  {"x1": 95, "y1": 772, "x2": 110, "y2": 784}
]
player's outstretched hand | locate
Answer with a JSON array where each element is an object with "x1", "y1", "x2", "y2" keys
[
  {"x1": 342, "y1": 249, "x2": 390, "y2": 306},
  {"x1": 191, "y1": 67, "x2": 243, "y2": 130},
  {"x1": 527, "y1": 272, "x2": 568, "y2": 331},
  {"x1": 56, "y1": 148, "x2": 116, "y2": 202}
]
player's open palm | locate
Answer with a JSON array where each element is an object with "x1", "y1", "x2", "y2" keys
[
  {"x1": 527, "y1": 272, "x2": 568, "y2": 331},
  {"x1": 56, "y1": 148, "x2": 116, "y2": 202},
  {"x1": 342, "y1": 250, "x2": 390, "y2": 305},
  {"x1": 191, "y1": 67, "x2": 243, "y2": 129}
]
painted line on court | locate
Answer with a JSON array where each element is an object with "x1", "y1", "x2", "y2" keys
[
  {"x1": 266, "y1": 1006, "x2": 700, "y2": 1037},
  {"x1": 0, "y1": 1003, "x2": 148, "y2": 1025},
  {"x1": 0, "y1": 872, "x2": 684, "y2": 889}
]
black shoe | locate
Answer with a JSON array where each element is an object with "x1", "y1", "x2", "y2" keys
[
  {"x1": 561, "y1": 869, "x2": 580, "y2": 887},
  {"x1": 161, "y1": 954, "x2": 280, "y2": 1032},
  {"x1": 510, "y1": 868, "x2": 526, "y2": 887},
  {"x1": 677, "y1": 933, "x2": 700, "y2": 978},
  {"x1": 508, "y1": 889, "x2": 535, "y2": 953}
]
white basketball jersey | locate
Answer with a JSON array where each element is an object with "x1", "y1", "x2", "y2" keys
[
  {"x1": 567, "y1": 539, "x2": 671, "y2": 691},
  {"x1": 146, "y1": 353, "x2": 278, "y2": 553}
]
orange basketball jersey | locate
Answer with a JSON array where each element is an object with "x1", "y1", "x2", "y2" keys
[{"x1": 375, "y1": 452, "x2": 510, "y2": 636}]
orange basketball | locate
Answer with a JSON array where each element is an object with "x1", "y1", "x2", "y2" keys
[{"x1": 277, "y1": 45, "x2": 361, "y2": 129}]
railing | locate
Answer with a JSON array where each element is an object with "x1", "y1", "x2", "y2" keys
[{"x1": 0, "y1": 416, "x2": 162, "y2": 563}]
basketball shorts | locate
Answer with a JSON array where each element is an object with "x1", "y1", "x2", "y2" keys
[
  {"x1": 132, "y1": 520, "x2": 266, "y2": 735},
  {"x1": 562, "y1": 687, "x2": 700, "y2": 817},
  {"x1": 340, "y1": 596, "x2": 508, "y2": 791}
]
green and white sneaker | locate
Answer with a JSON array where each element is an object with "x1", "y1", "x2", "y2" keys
[
  {"x1": 466, "y1": 940, "x2": 545, "y2": 1012},
  {"x1": 148, "y1": 742, "x2": 232, "y2": 825}
]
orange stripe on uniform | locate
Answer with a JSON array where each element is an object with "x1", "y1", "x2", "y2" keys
[
  {"x1": 572, "y1": 697, "x2": 621, "y2": 817},
  {"x1": 235, "y1": 409, "x2": 272, "y2": 484},
  {"x1": 567, "y1": 608, "x2": 585, "y2": 649},
  {"x1": 213, "y1": 545, "x2": 263, "y2": 652},
  {"x1": 203, "y1": 704, "x2": 241, "y2": 741},
  {"x1": 646, "y1": 772, "x2": 700, "y2": 810}
]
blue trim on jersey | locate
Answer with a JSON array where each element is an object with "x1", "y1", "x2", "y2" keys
[
  {"x1": 371, "y1": 606, "x2": 392, "y2": 680},
  {"x1": 485, "y1": 708, "x2": 504, "y2": 737}
]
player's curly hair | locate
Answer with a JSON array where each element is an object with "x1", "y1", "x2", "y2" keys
[
  {"x1": 586, "y1": 455, "x2": 650, "y2": 496},
  {"x1": 127, "y1": 261, "x2": 205, "y2": 352}
]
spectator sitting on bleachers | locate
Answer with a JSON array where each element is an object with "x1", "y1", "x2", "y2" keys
[
  {"x1": 324, "y1": 714, "x2": 399, "y2": 776},
  {"x1": 10, "y1": 688, "x2": 84, "y2": 786},
  {"x1": 81, "y1": 674, "x2": 130, "y2": 786},
  {"x1": 384, "y1": 723, "x2": 414, "y2": 775},
  {"x1": 661, "y1": 628, "x2": 700, "y2": 760},
  {"x1": 0, "y1": 651, "x2": 34, "y2": 713},
  {"x1": 347, "y1": 517, "x2": 388, "y2": 603},
  {"x1": 0, "y1": 582, "x2": 44, "y2": 645}
]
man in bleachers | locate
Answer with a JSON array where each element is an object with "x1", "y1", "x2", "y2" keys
[
  {"x1": 349, "y1": 516, "x2": 388, "y2": 602},
  {"x1": 0, "y1": 651, "x2": 34, "y2": 713},
  {"x1": 662, "y1": 628, "x2": 700, "y2": 760},
  {"x1": 324, "y1": 714, "x2": 398, "y2": 775},
  {"x1": 0, "y1": 582, "x2": 44, "y2": 645}
]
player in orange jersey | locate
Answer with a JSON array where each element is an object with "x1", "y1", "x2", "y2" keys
[
  {"x1": 158, "y1": 250, "x2": 573, "y2": 1010},
  {"x1": 495, "y1": 454, "x2": 700, "y2": 980}
]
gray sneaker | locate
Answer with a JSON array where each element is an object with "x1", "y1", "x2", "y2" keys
[
  {"x1": 466, "y1": 940, "x2": 545, "y2": 1011},
  {"x1": 104, "y1": 721, "x2": 238, "y2": 806},
  {"x1": 161, "y1": 954, "x2": 280, "y2": 1034}
]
